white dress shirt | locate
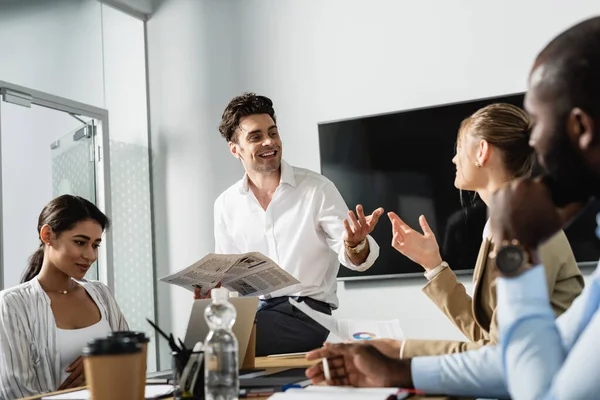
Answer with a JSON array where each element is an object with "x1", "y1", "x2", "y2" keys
[
  {"x1": 0, "y1": 278, "x2": 128, "y2": 400},
  {"x1": 213, "y1": 160, "x2": 379, "y2": 308}
]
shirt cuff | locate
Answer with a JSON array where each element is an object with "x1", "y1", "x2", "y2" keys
[
  {"x1": 424, "y1": 262, "x2": 448, "y2": 281},
  {"x1": 338, "y1": 234, "x2": 379, "y2": 272},
  {"x1": 411, "y1": 356, "x2": 442, "y2": 394},
  {"x1": 497, "y1": 265, "x2": 553, "y2": 327}
]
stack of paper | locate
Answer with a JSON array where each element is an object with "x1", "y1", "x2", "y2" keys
[
  {"x1": 289, "y1": 298, "x2": 404, "y2": 341},
  {"x1": 42, "y1": 384, "x2": 174, "y2": 399},
  {"x1": 268, "y1": 386, "x2": 407, "y2": 399}
]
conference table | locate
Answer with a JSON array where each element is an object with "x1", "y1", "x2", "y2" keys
[{"x1": 21, "y1": 356, "x2": 473, "y2": 400}]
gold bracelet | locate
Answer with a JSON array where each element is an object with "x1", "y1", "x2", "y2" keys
[{"x1": 345, "y1": 237, "x2": 367, "y2": 254}]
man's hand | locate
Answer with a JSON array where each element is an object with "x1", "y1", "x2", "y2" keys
[
  {"x1": 355, "y1": 339, "x2": 403, "y2": 359},
  {"x1": 58, "y1": 356, "x2": 85, "y2": 390},
  {"x1": 343, "y1": 205, "x2": 384, "y2": 247},
  {"x1": 389, "y1": 212, "x2": 442, "y2": 270},
  {"x1": 305, "y1": 342, "x2": 412, "y2": 388},
  {"x1": 193, "y1": 283, "x2": 222, "y2": 300},
  {"x1": 489, "y1": 179, "x2": 562, "y2": 257}
]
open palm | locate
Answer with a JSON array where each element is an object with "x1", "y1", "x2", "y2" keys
[{"x1": 388, "y1": 212, "x2": 442, "y2": 270}]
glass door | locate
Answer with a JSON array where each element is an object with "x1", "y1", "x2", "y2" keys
[
  {"x1": 51, "y1": 121, "x2": 99, "y2": 280},
  {"x1": 0, "y1": 97, "x2": 104, "y2": 288}
]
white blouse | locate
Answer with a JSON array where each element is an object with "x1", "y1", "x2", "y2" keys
[
  {"x1": 57, "y1": 317, "x2": 111, "y2": 383},
  {"x1": 0, "y1": 277, "x2": 128, "y2": 400}
]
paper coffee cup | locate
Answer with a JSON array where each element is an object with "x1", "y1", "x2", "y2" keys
[
  {"x1": 83, "y1": 336, "x2": 143, "y2": 400},
  {"x1": 109, "y1": 331, "x2": 150, "y2": 397}
]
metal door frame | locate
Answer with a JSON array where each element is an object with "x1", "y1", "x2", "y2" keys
[{"x1": 0, "y1": 80, "x2": 114, "y2": 290}]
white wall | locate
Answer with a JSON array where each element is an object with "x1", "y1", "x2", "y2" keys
[
  {"x1": 102, "y1": 5, "x2": 149, "y2": 147},
  {"x1": 0, "y1": 0, "x2": 157, "y2": 369},
  {"x1": 146, "y1": 0, "x2": 245, "y2": 366},
  {"x1": 0, "y1": 0, "x2": 105, "y2": 107},
  {"x1": 147, "y1": 0, "x2": 600, "y2": 365}
]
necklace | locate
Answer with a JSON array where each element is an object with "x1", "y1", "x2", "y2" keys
[{"x1": 44, "y1": 279, "x2": 76, "y2": 295}]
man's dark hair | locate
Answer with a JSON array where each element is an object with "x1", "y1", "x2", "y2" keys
[
  {"x1": 219, "y1": 92, "x2": 277, "y2": 142},
  {"x1": 535, "y1": 16, "x2": 600, "y2": 119}
]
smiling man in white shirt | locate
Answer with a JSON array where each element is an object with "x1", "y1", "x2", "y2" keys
[{"x1": 199, "y1": 92, "x2": 383, "y2": 356}]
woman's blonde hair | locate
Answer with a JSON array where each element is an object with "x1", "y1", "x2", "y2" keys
[{"x1": 458, "y1": 103, "x2": 534, "y2": 179}]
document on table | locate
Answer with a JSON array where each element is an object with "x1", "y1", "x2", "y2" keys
[
  {"x1": 160, "y1": 252, "x2": 300, "y2": 297},
  {"x1": 289, "y1": 298, "x2": 404, "y2": 341},
  {"x1": 268, "y1": 386, "x2": 408, "y2": 399},
  {"x1": 42, "y1": 384, "x2": 174, "y2": 399}
]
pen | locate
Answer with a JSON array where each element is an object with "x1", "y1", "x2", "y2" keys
[
  {"x1": 322, "y1": 358, "x2": 331, "y2": 382},
  {"x1": 146, "y1": 318, "x2": 180, "y2": 352},
  {"x1": 178, "y1": 338, "x2": 188, "y2": 353},
  {"x1": 146, "y1": 318, "x2": 188, "y2": 371}
]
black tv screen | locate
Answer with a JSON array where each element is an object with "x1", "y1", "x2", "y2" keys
[{"x1": 318, "y1": 93, "x2": 600, "y2": 280}]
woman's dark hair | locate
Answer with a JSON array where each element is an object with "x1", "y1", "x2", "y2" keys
[
  {"x1": 21, "y1": 195, "x2": 110, "y2": 283},
  {"x1": 219, "y1": 92, "x2": 277, "y2": 143}
]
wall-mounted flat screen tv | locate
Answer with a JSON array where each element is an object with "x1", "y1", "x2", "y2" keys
[{"x1": 318, "y1": 93, "x2": 600, "y2": 281}]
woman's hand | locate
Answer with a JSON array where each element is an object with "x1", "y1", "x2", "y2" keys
[
  {"x1": 388, "y1": 212, "x2": 443, "y2": 270},
  {"x1": 58, "y1": 356, "x2": 85, "y2": 390}
]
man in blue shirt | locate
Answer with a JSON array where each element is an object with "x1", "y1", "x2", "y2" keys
[{"x1": 305, "y1": 15, "x2": 600, "y2": 400}]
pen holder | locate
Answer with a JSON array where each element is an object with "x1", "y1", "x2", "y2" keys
[{"x1": 172, "y1": 350, "x2": 205, "y2": 400}]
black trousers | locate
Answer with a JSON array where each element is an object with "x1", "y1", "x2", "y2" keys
[{"x1": 255, "y1": 296, "x2": 332, "y2": 357}]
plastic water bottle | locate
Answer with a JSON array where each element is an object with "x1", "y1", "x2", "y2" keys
[{"x1": 204, "y1": 287, "x2": 239, "y2": 400}]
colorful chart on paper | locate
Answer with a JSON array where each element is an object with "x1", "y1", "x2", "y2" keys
[{"x1": 352, "y1": 332, "x2": 377, "y2": 340}]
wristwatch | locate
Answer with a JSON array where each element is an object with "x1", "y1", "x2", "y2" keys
[
  {"x1": 345, "y1": 237, "x2": 367, "y2": 254},
  {"x1": 494, "y1": 240, "x2": 531, "y2": 277}
]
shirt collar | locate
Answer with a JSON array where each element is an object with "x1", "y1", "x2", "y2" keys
[{"x1": 239, "y1": 159, "x2": 297, "y2": 193}]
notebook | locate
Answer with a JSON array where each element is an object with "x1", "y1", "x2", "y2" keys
[
  {"x1": 41, "y1": 384, "x2": 173, "y2": 399},
  {"x1": 267, "y1": 386, "x2": 408, "y2": 399}
]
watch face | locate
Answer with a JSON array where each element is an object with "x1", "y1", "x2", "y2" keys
[{"x1": 496, "y1": 245, "x2": 526, "y2": 275}]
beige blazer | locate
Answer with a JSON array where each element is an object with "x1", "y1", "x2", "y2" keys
[{"x1": 401, "y1": 229, "x2": 584, "y2": 358}]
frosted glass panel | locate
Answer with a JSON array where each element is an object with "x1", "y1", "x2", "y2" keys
[
  {"x1": 51, "y1": 123, "x2": 98, "y2": 280},
  {"x1": 109, "y1": 140, "x2": 156, "y2": 371},
  {"x1": 51, "y1": 127, "x2": 96, "y2": 201}
]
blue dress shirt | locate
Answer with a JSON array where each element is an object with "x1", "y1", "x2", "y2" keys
[
  {"x1": 411, "y1": 342, "x2": 509, "y2": 399},
  {"x1": 410, "y1": 262, "x2": 599, "y2": 400},
  {"x1": 496, "y1": 263, "x2": 600, "y2": 400}
]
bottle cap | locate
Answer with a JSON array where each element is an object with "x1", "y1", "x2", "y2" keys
[{"x1": 211, "y1": 287, "x2": 230, "y2": 302}]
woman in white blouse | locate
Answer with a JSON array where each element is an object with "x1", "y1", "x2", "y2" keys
[{"x1": 0, "y1": 195, "x2": 128, "y2": 399}]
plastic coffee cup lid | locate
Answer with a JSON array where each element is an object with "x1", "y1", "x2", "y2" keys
[
  {"x1": 109, "y1": 331, "x2": 150, "y2": 343},
  {"x1": 83, "y1": 337, "x2": 141, "y2": 356}
]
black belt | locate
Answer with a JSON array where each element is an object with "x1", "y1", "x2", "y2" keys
[{"x1": 260, "y1": 295, "x2": 331, "y2": 310}]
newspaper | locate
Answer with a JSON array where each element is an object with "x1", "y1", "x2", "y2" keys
[
  {"x1": 289, "y1": 298, "x2": 404, "y2": 341},
  {"x1": 160, "y1": 252, "x2": 300, "y2": 297}
]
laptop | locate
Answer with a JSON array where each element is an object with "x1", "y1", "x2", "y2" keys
[{"x1": 184, "y1": 296, "x2": 259, "y2": 367}]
